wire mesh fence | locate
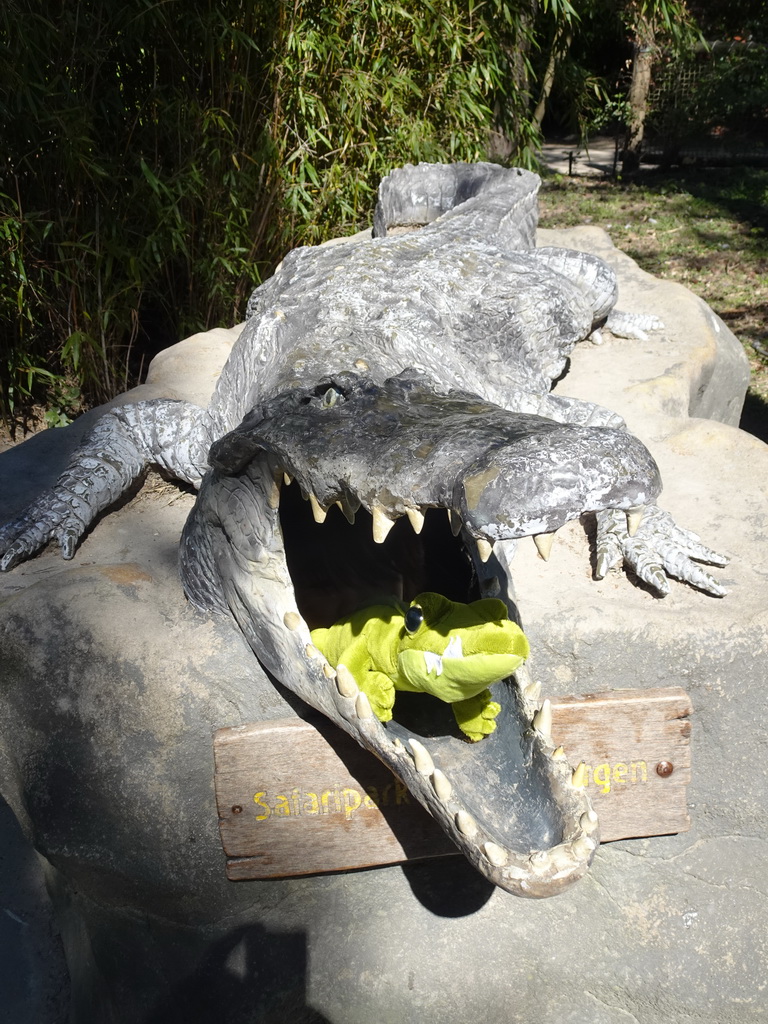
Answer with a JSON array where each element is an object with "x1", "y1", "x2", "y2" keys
[{"x1": 643, "y1": 41, "x2": 768, "y2": 166}]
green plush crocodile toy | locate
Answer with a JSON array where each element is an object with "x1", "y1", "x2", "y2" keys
[{"x1": 311, "y1": 592, "x2": 530, "y2": 742}]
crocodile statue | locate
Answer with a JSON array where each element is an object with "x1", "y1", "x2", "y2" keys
[{"x1": 0, "y1": 162, "x2": 727, "y2": 899}]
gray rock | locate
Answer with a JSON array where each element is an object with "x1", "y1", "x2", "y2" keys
[{"x1": 0, "y1": 228, "x2": 766, "y2": 1023}]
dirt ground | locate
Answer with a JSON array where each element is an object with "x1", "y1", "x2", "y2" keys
[{"x1": 537, "y1": 168, "x2": 768, "y2": 441}]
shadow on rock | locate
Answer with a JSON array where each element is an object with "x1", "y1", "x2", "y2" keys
[
  {"x1": 147, "y1": 924, "x2": 330, "y2": 1024},
  {"x1": 401, "y1": 856, "x2": 495, "y2": 917}
]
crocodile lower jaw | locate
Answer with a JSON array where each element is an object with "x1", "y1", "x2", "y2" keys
[{"x1": 200, "y1": 457, "x2": 599, "y2": 898}]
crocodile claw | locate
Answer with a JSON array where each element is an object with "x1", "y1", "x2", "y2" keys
[
  {"x1": 0, "y1": 505, "x2": 81, "y2": 570},
  {"x1": 605, "y1": 310, "x2": 665, "y2": 342},
  {"x1": 595, "y1": 505, "x2": 728, "y2": 597}
]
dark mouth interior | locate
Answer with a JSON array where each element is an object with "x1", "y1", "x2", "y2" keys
[
  {"x1": 279, "y1": 480, "x2": 480, "y2": 631},
  {"x1": 278, "y1": 478, "x2": 561, "y2": 850}
]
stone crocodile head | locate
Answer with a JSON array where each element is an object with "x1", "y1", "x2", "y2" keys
[{"x1": 181, "y1": 369, "x2": 662, "y2": 897}]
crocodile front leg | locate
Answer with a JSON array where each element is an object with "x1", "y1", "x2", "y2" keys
[{"x1": 0, "y1": 399, "x2": 213, "y2": 570}]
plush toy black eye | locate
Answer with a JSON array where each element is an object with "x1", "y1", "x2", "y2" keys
[{"x1": 405, "y1": 605, "x2": 424, "y2": 634}]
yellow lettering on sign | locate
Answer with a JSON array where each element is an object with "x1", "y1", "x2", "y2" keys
[
  {"x1": 246, "y1": 757, "x2": 655, "y2": 826},
  {"x1": 274, "y1": 794, "x2": 291, "y2": 816},
  {"x1": 631, "y1": 761, "x2": 648, "y2": 783},
  {"x1": 253, "y1": 792, "x2": 271, "y2": 821},
  {"x1": 303, "y1": 792, "x2": 319, "y2": 815},
  {"x1": 290, "y1": 788, "x2": 301, "y2": 816},
  {"x1": 395, "y1": 781, "x2": 411, "y2": 805},
  {"x1": 342, "y1": 788, "x2": 362, "y2": 820},
  {"x1": 593, "y1": 763, "x2": 612, "y2": 795},
  {"x1": 578, "y1": 760, "x2": 651, "y2": 796},
  {"x1": 321, "y1": 789, "x2": 341, "y2": 814}
]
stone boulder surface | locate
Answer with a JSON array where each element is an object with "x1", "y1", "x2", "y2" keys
[{"x1": 0, "y1": 227, "x2": 766, "y2": 1023}]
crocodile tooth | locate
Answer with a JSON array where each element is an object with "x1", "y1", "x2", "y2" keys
[
  {"x1": 456, "y1": 810, "x2": 478, "y2": 838},
  {"x1": 309, "y1": 493, "x2": 328, "y2": 524},
  {"x1": 571, "y1": 762, "x2": 588, "y2": 788},
  {"x1": 304, "y1": 644, "x2": 320, "y2": 660},
  {"x1": 355, "y1": 691, "x2": 374, "y2": 719},
  {"x1": 448, "y1": 509, "x2": 462, "y2": 536},
  {"x1": 336, "y1": 499, "x2": 356, "y2": 525},
  {"x1": 322, "y1": 662, "x2": 337, "y2": 680},
  {"x1": 524, "y1": 680, "x2": 542, "y2": 704},
  {"x1": 571, "y1": 835, "x2": 595, "y2": 858},
  {"x1": 372, "y1": 506, "x2": 396, "y2": 543},
  {"x1": 335, "y1": 663, "x2": 358, "y2": 698},
  {"x1": 476, "y1": 538, "x2": 493, "y2": 563},
  {"x1": 626, "y1": 505, "x2": 645, "y2": 536},
  {"x1": 483, "y1": 841, "x2": 508, "y2": 867},
  {"x1": 283, "y1": 472, "x2": 293, "y2": 487},
  {"x1": 408, "y1": 738, "x2": 434, "y2": 775},
  {"x1": 533, "y1": 532, "x2": 555, "y2": 561},
  {"x1": 532, "y1": 698, "x2": 552, "y2": 739},
  {"x1": 283, "y1": 611, "x2": 301, "y2": 631},
  {"x1": 405, "y1": 507, "x2": 425, "y2": 534},
  {"x1": 530, "y1": 850, "x2": 550, "y2": 868},
  {"x1": 580, "y1": 809, "x2": 599, "y2": 831},
  {"x1": 392, "y1": 738, "x2": 405, "y2": 752},
  {"x1": 550, "y1": 842, "x2": 578, "y2": 870},
  {"x1": 552, "y1": 745, "x2": 567, "y2": 760},
  {"x1": 431, "y1": 768, "x2": 452, "y2": 801},
  {"x1": 267, "y1": 475, "x2": 281, "y2": 509}
]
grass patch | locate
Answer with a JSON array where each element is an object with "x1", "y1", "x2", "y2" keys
[{"x1": 538, "y1": 167, "x2": 768, "y2": 442}]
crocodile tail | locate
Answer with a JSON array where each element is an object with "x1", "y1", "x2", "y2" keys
[{"x1": 373, "y1": 161, "x2": 540, "y2": 252}]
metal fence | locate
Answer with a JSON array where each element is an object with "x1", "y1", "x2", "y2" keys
[{"x1": 642, "y1": 41, "x2": 768, "y2": 166}]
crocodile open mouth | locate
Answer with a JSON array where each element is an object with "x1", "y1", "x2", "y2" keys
[
  {"x1": 277, "y1": 483, "x2": 575, "y2": 857},
  {"x1": 182, "y1": 368, "x2": 662, "y2": 896},
  {"x1": 279, "y1": 481, "x2": 478, "y2": 632}
]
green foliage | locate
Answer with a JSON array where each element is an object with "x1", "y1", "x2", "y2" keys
[
  {"x1": 1, "y1": 0, "x2": 540, "y2": 431},
  {"x1": 538, "y1": 168, "x2": 768, "y2": 436},
  {"x1": 0, "y1": 0, "x2": 283, "y2": 427},
  {"x1": 269, "y1": 0, "x2": 540, "y2": 245},
  {"x1": 627, "y1": 0, "x2": 701, "y2": 49},
  {"x1": 533, "y1": 0, "x2": 702, "y2": 141}
]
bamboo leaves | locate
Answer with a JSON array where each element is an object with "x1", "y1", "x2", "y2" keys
[{"x1": 0, "y1": 0, "x2": 538, "y2": 431}]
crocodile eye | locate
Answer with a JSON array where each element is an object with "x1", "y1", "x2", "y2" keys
[
  {"x1": 322, "y1": 388, "x2": 340, "y2": 409},
  {"x1": 404, "y1": 605, "x2": 424, "y2": 634}
]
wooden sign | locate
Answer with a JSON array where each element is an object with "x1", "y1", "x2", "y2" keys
[{"x1": 214, "y1": 687, "x2": 692, "y2": 881}]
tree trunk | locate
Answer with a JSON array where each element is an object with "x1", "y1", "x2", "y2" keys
[
  {"x1": 533, "y1": 30, "x2": 573, "y2": 132},
  {"x1": 623, "y1": 14, "x2": 656, "y2": 175},
  {"x1": 488, "y1": 7, "x2": 536, "y2": 161}
]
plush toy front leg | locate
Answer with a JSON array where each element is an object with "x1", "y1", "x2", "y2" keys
[
  {"x1": 360, "y1": 671, "x2": 397, "y2": 722},
  {"x1": 452, "y1": 690, "x2": 501, "y2": 742}
]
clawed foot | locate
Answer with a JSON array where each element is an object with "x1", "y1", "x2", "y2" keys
[
  {"x1": 595, "y1": 504, "x2": 728, "y2": 597},
  {"x1": 604, "y1": 310, "x2": 665, "y2": 343},
  {"x1": 0, "y1": 499, "x2": 85, "y2": 571}
]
